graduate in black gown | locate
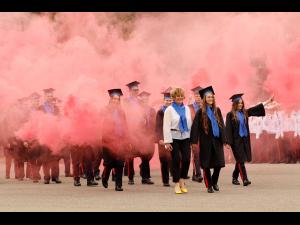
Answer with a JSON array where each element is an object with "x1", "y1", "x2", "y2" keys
[
  {"x1": 155, "y1": 88, "x2": 173, "y2": 186},
  {"x1": 71, "y1": 144, "x2": 98, "y2": 187},
  {"x1": 101, "y1": 89, "x2": 131, "y2": 191},
  {"x1": 136, "y1": 91, "x2": 156, "y2": 184},
  {"x1": 25, "y1": 92, "x2": 43, "y2": 183},
  {"x1": 225, "y1": 93, "x2": 274, "y2": 186},
  {"x1": 188, "y1": 86, "x2": 203, "y2": 183},
  {"x1": 38, "y1": 88, "x2": 61, "y2": 184},
  {"x1": 191, "y1": 86, "x2": 230, "y2": 193},
  {"x1": 123, "y1": 81, "x2": 140, "y2": 185}
]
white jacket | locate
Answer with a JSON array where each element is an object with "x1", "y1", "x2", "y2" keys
[{"x1": 163, "y1": 105, "x2": 192, "y2": 143}]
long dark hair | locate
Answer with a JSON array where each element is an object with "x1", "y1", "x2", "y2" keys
[
  {"x1": 201, "y1": 95, "x2": 223, "y2": 135},
  {"x1": 231, "y1": 99, "x2": 248, "y2": 123}
]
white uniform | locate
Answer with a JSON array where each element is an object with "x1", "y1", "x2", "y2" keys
[
  {"x1": 263, "y1": 113, "x2": 274, "y2": 135},
  {"x1": 283, "y1": 113, "x2": 294, "y2": 133},
  {"x1": 273, "y1": 111, "x2": 284, "y2": 139},
  {"x1": 297, "y1": 111, "x2": 300, "y2": 136},
  {"x1": 248, "y1": 117, "x2": 256, "y2": 134},
  {"x1": 291, "y1": 111, "x2": 300, "y2": 137},
  {"x1": 249, "y1": 116, "x2": 264, "y2": 139}
]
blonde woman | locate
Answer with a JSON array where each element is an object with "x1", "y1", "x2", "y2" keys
[{"x1": 163, "y1": 88, "x2": 192, "y2": 194}]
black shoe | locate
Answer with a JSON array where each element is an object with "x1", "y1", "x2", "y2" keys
[
  {"x1": 74, "y1": 180, "x2": 81, "y2": 187},
  {"x1": 33, "y1": 180, "x2": 39, "y2": 183},
  {"x1": 102, "y1": 179, "x2": 108, "y2": 188},
  {"x1": 192, "y1": 175, "x2": 203, "y2": 183},
  {"x1": 142, "y1": 178, "x2": 154, "y2": 185},
  {"x1": 232, "y1": 178, "x2": 240, "y2": 185},
  {"x1": 213, "y1": 184, "x2": 220, "y2": 191},
  {"x1": 52, "y1": 179, "x2": 62, "y2": 184},
  {"x1": 95, "y1": 174, "x2": 101, "y2": 181},
  {"x1": 87, "y1": 180, "x2": 98, "y2": 186},
  {"x1": 44, "y1": 180, "x2": 50, "y2": 184},
  {"x1": 5, "y1": 176, "x2": 10, "y2": 179},
  {"x1": 184, "y1": 176, "x2": 190, "y2": 179},
  {"x1": 115, "y1": 186, "x2": 123, "y2": 191},
  {"x1": 128, "y1": 179, "x2": 134, "y2": 185},
  {"x1": 207, "y1": 187, "x2": 214, "y2": 193},
  {"x1": 163, "y1": 183, "x2": 170, "y2": 187},
  {"x1": 243, "y1": 179, "x2": 251, "y2": 186}
]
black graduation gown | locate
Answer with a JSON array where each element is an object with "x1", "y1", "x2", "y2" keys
[
  {"x1": 191, "y1": 107, "x2": 227, "y2": 169},
  {"x1": 225, "y1": 103, "x2": 265, "y2": 163},
  {"x1": 101, "y1": 106, "x2": 130, "y2": 163},
  {"x1": 155, "y1": 109, "x2": 164, "y2": 143},
  {"x1": 136, "y1": 106, "x2": 156, "y2": 157}
]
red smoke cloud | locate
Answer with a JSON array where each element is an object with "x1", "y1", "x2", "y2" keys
[{"x1": 1, "y1": 12, "x2": 300, "y2": 166}]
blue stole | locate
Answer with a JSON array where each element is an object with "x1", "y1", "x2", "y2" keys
[
  {"x1": 237, "y1": 111, "x2": 248, "y2": 137},
  {"x1": 172, "y1": 102, "x2": 189, "y2": 133},
  {"x1": 206, "y1": 106, "x2": 220, "y2": 137}
]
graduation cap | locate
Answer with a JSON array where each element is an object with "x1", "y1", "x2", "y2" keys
[
  {"x1": 138, "y1": 91, "x2": 151, "y2": 98},
  {"x1": 161, "y1": 87, "x2": 172, "y2": 99},
  {"x1": 126, "y1": 81, "x2": 140, "y2": 90},
  {"x1": 43, "y1": 88, "x2": 55, "y2": 93},
  {"x1": 230, "y1": 93, "x2": 244, "y2": 102},
  {"x1": 162, "y1": 87, "x2": 172, "y2": 93},
  {"x1": 191, "y1": 86, "x2": 203, "y2": 94},
  {"x1": 29, "y1": 92, "x2": 41, "y2": 100},
  {"x1": 108, "y1": 89, "x2": 123, "y2": 97},
  {"x1": 199, "y1": 86, "x2": 215, "y2": 99}
]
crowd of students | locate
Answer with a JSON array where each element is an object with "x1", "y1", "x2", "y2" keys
[{"x1": 2, "y1": 80, "x2": 297, "y2": 194}]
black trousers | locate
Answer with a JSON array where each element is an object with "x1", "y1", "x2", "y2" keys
[
  {"x1": 232, "y1": 162, "x2": 248, "y2": 181},
  {"x1": 71, "y1": 147, "x2": 82, "y2": 181},
  {"x1": 71, "y1": 146, "x2": 95, "y2": 182},
  {"x1": 127, "y1": 148, "x2": 154, "y2": 180},
  {"x1": 203, "y1": 167, "x2": 221, "y2": 188},
  {"x1": 29, "y1": 159, "x2": 42, "y2": 180},
  {"x1": 60, "y1": 148, "x2": 71, "y2": 176},
  {"x1": 125, "y1": 157, "x2": 134, "y2": 179},
  {"x1": 170, "y1": 139, "x2": 191, "y2": 183},
  {"x1": 43, "y1": 158, "x2": 60, "y2": 181},
  {"x1": 93, "y1": 147, "x2": 103, "y2": 177},
  {"x1": 139, "y1": 153, "x2": 153, "y2": 180},
  {"x1": 102, "y1": 147, "x2": 124, "y2": 187},
  {"x1": 83, "y1": 147, "x2": 95, "y2": 182},
  {"x1": 158, "y1": 145, "x2": 171, "y2": 184},
  {"x1": 15, "y1": 160, "x2": 25, "y2": 179},
  {"x1": 192, "y1": 145, "x2": 202, "y2": 177}
]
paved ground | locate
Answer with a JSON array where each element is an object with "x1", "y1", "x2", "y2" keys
[{"x1": 0, "y1": 159, "x2": 300, "y2": 212}]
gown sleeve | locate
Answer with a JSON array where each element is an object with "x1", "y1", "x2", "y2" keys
[
  {"x1": 247, "y1": 103, "x2": 266, "y2": 117},
  {"x1": 225, "y1": 112, "x2": 234, "y2": 146},
  {"x1": 191, "y1": 109, "x2": 201, "y2": 145},
  {"x1": 217, "y1": 108, "x2": 227, "y2": 144},
  {"x1": 155, "y1": 110, "x2": 164, "y2": 143}
]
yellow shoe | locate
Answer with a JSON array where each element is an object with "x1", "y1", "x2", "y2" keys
[
  {"x1": 181, "y1": 188, "x2": 188, "y2": 193},
  {"x1": 175, "y1": 186, "x2": 183, "y2": 194}
]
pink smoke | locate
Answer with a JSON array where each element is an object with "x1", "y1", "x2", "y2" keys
[{"x1": 0, "y1": 12, "x2": 300, "y2": 167}]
